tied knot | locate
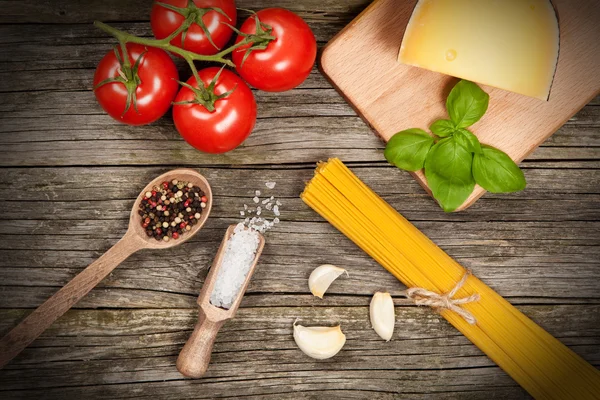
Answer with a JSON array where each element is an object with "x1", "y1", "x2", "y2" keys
[{"x1": 404, "y1": 272, "x2": 481, "y2": 325}]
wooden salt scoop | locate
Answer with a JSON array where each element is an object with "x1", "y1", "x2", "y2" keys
[
  {"x1": 0, "y1": 169, "x2": 212, "y2": 369},
  {"x1": 177, "y1": 224, "x2": 265, "y2": 378}
]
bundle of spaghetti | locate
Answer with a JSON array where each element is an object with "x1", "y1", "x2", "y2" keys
[{"x1": 301, "y1": 158, "x2": 600, "y2": 400}]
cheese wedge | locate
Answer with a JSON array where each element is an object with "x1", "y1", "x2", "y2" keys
[{"x1": 398, "y1": 0, "x2": 560, "y2": 101}]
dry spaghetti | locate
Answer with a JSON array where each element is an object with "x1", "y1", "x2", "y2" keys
[{"x1": 301, "y1": 158, "x2": 600, "y2": 400}]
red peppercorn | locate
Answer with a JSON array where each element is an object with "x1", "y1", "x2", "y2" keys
[
  {"x1": 151, "y1": 190, "x2": 157, "y2": 197},
  {"x1": 142, "y1": 221, "x2": 149, "y2": 228},
  {"x1": 144, "y1": 217, "x2": 150, "y2": 224},
  {"x1": 184, "y1": 199, "x2": 191, "y2": 207},
  {"x1": 162, "y1": 181, "x2": 169, "y2": 190},
  {"x1": 201, "y1": 196, "x2": 208, "y2": 203},
  {"x1": 180, "y1": 222, "x2": 186, "y2": 229},
  {"x1": 172, "y1": 232, "x2": 179, "y2": 240},
  {"x1": 156, "y1": 228, "x2": 162, "y2": 235}
]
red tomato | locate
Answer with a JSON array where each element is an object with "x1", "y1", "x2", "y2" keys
[
  {"x1": 233, "y1": 8, "x2": 316, "y2": 92},
  {"x1": 93, "y1": 44, "x2": 179, "y2": 126},
  {"x1": 151, "y1": 0, "x2": 237, "y2": 56},
  {"x1": 173, "y1": 67, "x2": 257, "y2": 154}
]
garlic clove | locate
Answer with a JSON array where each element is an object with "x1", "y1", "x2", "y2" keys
[
  {"x1": 293, "y1": 321, "x2": 346, "y2": 360},
  {"x1": 370, "y1": 292, "x2": 395, "y2": 341},
  {"x1": 308, "y1": 264, "x2": 348, "y2": 298}
]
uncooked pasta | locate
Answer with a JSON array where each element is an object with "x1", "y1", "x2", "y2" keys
[{"x1": 301, "y1": 158, "x2": 600, "y2": 399}]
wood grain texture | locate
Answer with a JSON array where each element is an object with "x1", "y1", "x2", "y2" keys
[
  {"x1": 0, "y1": 0, "x2": 598, "y2": 398},
  {"x1": 320, "y1": 0, "x2": 600, "y2": 210}
]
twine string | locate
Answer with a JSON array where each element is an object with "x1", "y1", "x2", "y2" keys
[{"x1": 402, "y1": 272, "x2": 481, "y2": 325}]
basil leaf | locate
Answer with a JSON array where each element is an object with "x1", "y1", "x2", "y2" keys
[
  {"x1": 384, "y1": 129, "x2": 434, "y2": 171},
  {"x1": 430, "y1": 119, "x2": 456, "y2": 137},
  {"x1": 472, "y1": 145, "x2": 526, "y2": 193},
  {"x1": 446, "y1": 80, "x2": 489, "y2": 128},
  {"x1": 455, "y1": 129, "x2": 482, "y2": 154},
  {"x1": 425, "y1": 137, "x2": 475, "y2": 212}
]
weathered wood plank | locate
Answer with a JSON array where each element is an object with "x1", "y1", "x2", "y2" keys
[
  {"x1": 0, "y1": 90, "x2": 598, "y2": 146},
  {"x1": 0, "y1": 306, "x2": 597, "y2": 398},
  {"x1": 0, "y1": 0, "x2": 370, "y2": 24},
  {"x1": 1, "y1": 137, "x2": 598, "y2": 166},
  {"x1": 0, "y1": 165, "x2": 597, "y2": 217},
  {"x1": 0, "y1": 106, "x2": 597, "y2": 166}
]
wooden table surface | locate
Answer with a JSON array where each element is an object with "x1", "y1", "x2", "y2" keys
[{"x1": 0, "y1": 1, "x2": 598, "y2": 399}]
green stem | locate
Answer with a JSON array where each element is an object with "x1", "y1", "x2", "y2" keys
[
  {"x1": 213, "y1": 38, "x2": 250, "y2": 59},
  {"x1": 119, "y1": 40, "x2": 132, "y2": 69},
  {"x1": 184, "y1": 57, "x2": 201, "y2": 85},
  {"x1": 94, "y1": 20, "x2": 235, "y2": 67}
]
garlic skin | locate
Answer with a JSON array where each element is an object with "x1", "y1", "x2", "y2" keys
[
  {"x1": 293, "y1": 322, "x2": 346, "y2": 360},
  {"x1": 308, "y1": 264, "x2": 347, "y2": 298},
  {"x1": 370, "y1": 292, "x2": 395, "y2": 341}
]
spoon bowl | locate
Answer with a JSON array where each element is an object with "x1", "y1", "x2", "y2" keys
[{"x1": 129, "y1": 169, "x2": 213, "y2": 249}]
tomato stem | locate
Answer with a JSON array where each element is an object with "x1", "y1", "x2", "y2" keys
[
  {"x1": 118, "y1": 41, "x2": 132, "y2": 70},
  {"x1": 94, "y1": 21, "x2": 235, "y2": 67}
]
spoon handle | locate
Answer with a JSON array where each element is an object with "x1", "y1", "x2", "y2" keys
[
  {"x1": 177, "y1": 310, "x2": 225, "y2": 378},
  {"x1": 0, "y1": 230, "x2": 144, "y2": 368}
]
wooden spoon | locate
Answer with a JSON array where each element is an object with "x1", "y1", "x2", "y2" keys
[
  {"x1": 177, "y1": 224, "x2": 265, "y2": 378},
  {"x1": 0, "y1": 169, "x2": 213, "y2": 369}
]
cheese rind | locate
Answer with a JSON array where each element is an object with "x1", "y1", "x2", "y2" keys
[{"x1": 398, "y1": 0, "x2": 560, "y2": 101}]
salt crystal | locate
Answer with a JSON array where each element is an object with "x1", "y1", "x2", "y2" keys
[
  {"x1": 262, "y1": 198, "x2": 270, "y2": 205},
  {"x1": 265, "y1": 203, "x2": 272, "y2": 210},
  {"x1": 253, "y1": 196, "x2": 259, "y2": 203},
  {"x1": 276, "y1": 200, "x2": 282, "y2": 206},
  {"x1": 270, "y1": 196, "x2": 274, "y2": 200},
  {"x1": 255, "y1": 190, "x2": 261, "y2": 196},
  {"x1": 265, "y1": 182, "x2": 276, "y2": 189},
  {"x1": 240, "y1": 211, "x2": 245, "y2": 216},
  {"x1": 210, "y1": 223, "x2": 260, "y2": 309},
  {"x1": 244, "y1": 204, "x2": 248, "y2": 210},
  {"x1": 274, "y1": 217, "x2": 280, "y2": 224},
  {"x1": 256, "y1": 210, "x2": 261, "y2": 216},
  {"x1": 273, "y1": 205, "x2": 280, "y2": 216}
]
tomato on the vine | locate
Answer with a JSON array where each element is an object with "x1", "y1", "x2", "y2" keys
[
  {"x1": 173, "y1": 67, "x2": 257, "y2": 154},
  {"x1": 93, "y1": 44, "x2": 179, "y2": 126},
  {"x1": 151, "y1": 0, "x2": 237, "y2": 56},
  {"x1": 232, "y1": 8, "x2": 317, "y2": 92}
]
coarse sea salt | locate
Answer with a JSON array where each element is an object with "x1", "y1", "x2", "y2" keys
[
  {"x1": 210, "y1": 223, "x2": 261, "y2": 309},
  {"x1": 240, "y1": 182, "x2": 283, "y2": 233}
]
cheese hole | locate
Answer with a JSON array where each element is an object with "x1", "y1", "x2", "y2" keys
[{"x1": 445, "y1": 49, "x2": 457, "y2": 62}]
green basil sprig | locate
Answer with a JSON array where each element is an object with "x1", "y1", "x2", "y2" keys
[{"x1": 384, "y1": 80, "x2": 526, "y2": 212}]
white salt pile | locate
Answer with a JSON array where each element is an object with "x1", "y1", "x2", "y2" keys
[{"x1": 210, "y1": 223, "x2": 261, "y2": 309}]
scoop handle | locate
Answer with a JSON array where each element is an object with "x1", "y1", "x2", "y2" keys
[
  {"x1": 177, "y1": 310, "x2": 225, "y2": 378},
  {"x1": 0, "y1": 230, "x2": 144, "y2": 368}
]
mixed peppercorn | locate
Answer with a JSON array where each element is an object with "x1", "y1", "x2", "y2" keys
[{"x1": 138, "y1": 179, "x2": 208, "y2": 242}]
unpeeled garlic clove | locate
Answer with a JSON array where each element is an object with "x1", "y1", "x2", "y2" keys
[
  {"x1": 308, "y1": 264, "x2": 348, "y2": 298},
  {"x1": 370, "y1": 292, "x2": 395, "y2": 341},
  {"x1": 293, "y1": 321, "x2": 346, "y2": 360}
]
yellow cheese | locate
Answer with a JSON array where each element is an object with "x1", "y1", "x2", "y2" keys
[{"x1": 398, "y1": 0, "x2": 560, "y2": 101}]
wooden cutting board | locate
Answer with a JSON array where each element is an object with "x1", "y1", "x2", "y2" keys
[{"x1": 320, "y1": 0, "x2": 600, "y2": 211}]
